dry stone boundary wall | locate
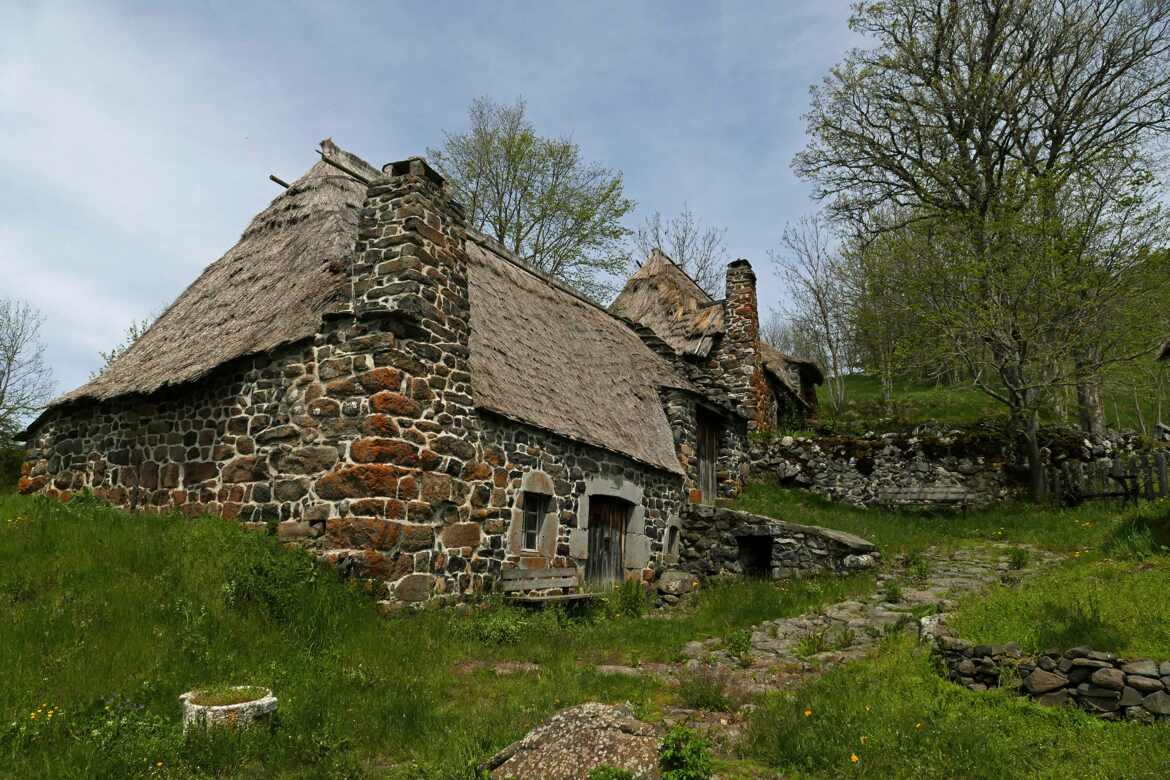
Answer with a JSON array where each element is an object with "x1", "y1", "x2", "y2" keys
[
  {"x1": 748, "y1": 426, "x2": 1156, "y2": 509},
  {"x1": 925, "y1": 620, "x2": 1170, "y2": 722}
]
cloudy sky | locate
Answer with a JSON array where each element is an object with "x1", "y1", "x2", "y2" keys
[{"x1": 1, "y1": 0, "x2": 864, "y2": 396}]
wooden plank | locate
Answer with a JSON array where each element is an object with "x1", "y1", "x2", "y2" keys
[
  {"x1": 500, "y1": 567, "x2": 576, "y2": 581},
  {"x1": 500, "y1": 577, "x2": 577, "y2": 592}
]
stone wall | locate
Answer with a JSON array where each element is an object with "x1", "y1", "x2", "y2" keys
[
  {"x1": 749, "y1": 425, "x2": 1163, "y2": 510},
  {"x1": 748, "y1": 430, "x2": 1010, "y2": 509},
  {"x1": 678, "y1": 504, "x2": 879, "y2": 579},
  {"x1": 928, "y1": 630, "x2": 1170, "y2": 722}
]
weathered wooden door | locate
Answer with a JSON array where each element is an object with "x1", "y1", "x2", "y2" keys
[
  {"x1": 585, "y1": 497, "x2": 628, "y2": 586},
  {"x1": 696, "y1": 411, "x2": 720, "y2": 504}
]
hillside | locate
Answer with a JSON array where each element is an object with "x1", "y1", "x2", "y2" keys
[
  {"x1": 3, "y1": 491, "x2": 1169, "y2": 777},
  {"x1": 818, "y1": 373, "x2": 1169, "y2": 434}
]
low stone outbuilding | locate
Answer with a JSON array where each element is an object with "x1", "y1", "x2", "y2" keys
[{"x1": 20, "y1": 140, "x2": 832, "y2": 606}]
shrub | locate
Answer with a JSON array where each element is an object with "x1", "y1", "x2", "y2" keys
[
  {"x1": 677, "y1": 669, "x2": 732, "y2": 711},
  {"x1": 0, "y1": 446, "x2": 23, "y2": 490},
  {"x1": 1007, "y1": 547, "x2": 1030, "y2": 570},
  {"x1": 659, "y1": 726, "x2": 712, "y2": 780},
  {"x1": 724, "y1": 627, "x2": 752, "y2": 665},
  {"x1": 795, "y1": 629, "x2": 830, "y2": 658},
  {"x1": 882, "y1": 578, "x2": 904, "y2": 603},
  {"x1": 453, "y1": 605, "x2": 532, "y2": 645},
  {"x1": 905, "y1": 550, "x2": 930, "y2": 580},
  {"x1": 223, "y1": 535, "x2": 320, "y2": 624},
  {"x1": 1104, "y1": 504, "x2": 1170, "y2": 560},
  {"x1": 588, "y1": 765, "x2": 636, "y2": 780},
  {"x1": 606, "y1": 579, "x2": 649, "y2": 618}
]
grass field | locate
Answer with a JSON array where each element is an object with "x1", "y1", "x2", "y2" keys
[
  {"x1": 824, "y1": 373, "x2": 1169, "y2": 434},
  {"x1": 0, "y1": 492, "x2": 870, "y2": 778},
  {"x1": 2, "y1": 488, "x2": 1168, "y2": 778},
  {"x1": 740, "y1": 500, "x2": 1170, "y2": 779},
  {"x1": 735, "y1": 483, "x2": 1121, "y2": 555}
]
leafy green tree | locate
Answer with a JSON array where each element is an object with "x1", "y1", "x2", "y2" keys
[
  {"x1": 429, "y1": 97, "x2": 634, "y2": 300},
  {"x1": 796, "y1": 0, "x2": 1170, "y2": 498}
]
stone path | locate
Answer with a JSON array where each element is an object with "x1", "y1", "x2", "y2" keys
[
  {"x1": 664, "y1": 543, "x2": 1062, "y2": 699},
  {"x1": 473, "y1": 542, "x2": 1065, "y2": 775}
]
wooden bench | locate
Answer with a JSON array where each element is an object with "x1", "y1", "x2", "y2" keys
[
  {"x1": 500, "y1": 566, "x2": 598, "y2": 605},
  {"x1": 879, "y1": 486, "x2": 971, "y2": 512}
]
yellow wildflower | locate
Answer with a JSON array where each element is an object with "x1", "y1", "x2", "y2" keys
[
  {"x1": 851, "y1": 753, "x2": 860, "y2": 764},
  {"x1": 803, "y1": 707, "x2": 813, "y2": 717},
  {"x1": 916, "y1": 722, "x2": 923, "y2": 730}
]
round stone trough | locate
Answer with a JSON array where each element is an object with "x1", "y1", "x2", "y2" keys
[{"x1": 180, "y1": 686, "x2": 277, "y2": 732}]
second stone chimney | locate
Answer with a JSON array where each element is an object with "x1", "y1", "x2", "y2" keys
[{"x1": 720, "y1": 259, "x2": 768, "y2": 431}]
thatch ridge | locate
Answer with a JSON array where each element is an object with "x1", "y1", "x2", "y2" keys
[
  {"x1": 759, "y1": 342, "x2": 823, "y2": 405},
  {"x1": 467, "y1": 240, "x2": 692, "y2": 474},
  {"x1": 610, "y1": 250, "x2": 724, "y2": 358},
  {"x1": 48, "y1": 140, "x2": 376, "y2": 410}
]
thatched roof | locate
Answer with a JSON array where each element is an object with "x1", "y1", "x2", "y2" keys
[
  {"x1": 760, "y1": 342, "x2": 823, "y2": 404},
  {"x1": 36, "y1": 144, "x2": 696, "y2": 473},
  {"x1": 612, "y1": 250, "x2": 823, "y2": 401},
  {"x1": 51, "y1": 139, "x2": 378, "y2": 408},
  {"x1": 467, "y1": 237, "x2": 692, "y2": 474},
  {"x1": 610, "y1": 250, "x2": 724, "y2": 358}
]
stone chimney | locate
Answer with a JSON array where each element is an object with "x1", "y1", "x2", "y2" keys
[
  {"x1": 721, "y1": 259, "x2": 768, "y2": 431},
  {"x1": 342, "y1": 156, "x2": 478, "y2": 511}
]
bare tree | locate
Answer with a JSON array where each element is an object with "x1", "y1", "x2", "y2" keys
[
  {"x1": 630, "y1": 204, "x2": 727, "y2": 296},
  {"x1": 0, "y1": 298, "x2": 53, "y2": 443},
  {"x1": 428, "y1": 97, "x2": 634, "y2": 300},
  {"x1": 770, "y1": 215, "x2": 853, "y2": 414}
]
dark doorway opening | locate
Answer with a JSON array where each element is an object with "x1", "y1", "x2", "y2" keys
[
  {"x1": 737, "y1": 535, "x2": 773, "y2": 578},
  {"x1": 586, "y1": 496, "x2": 630, "y2": 586}
]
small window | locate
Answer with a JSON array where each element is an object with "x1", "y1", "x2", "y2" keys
[
  {"x1": 521, "y1": 493, "x2": 549, "y2": 551},
  {"x1": 665, "y1": 526, "x2": 679, "y2": 556}
]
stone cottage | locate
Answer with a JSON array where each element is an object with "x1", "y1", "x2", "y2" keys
[{"x1": 19, "y1": 140, "x2": 835, "y2": 606}]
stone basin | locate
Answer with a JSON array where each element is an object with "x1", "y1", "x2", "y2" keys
[{"x1": 180, "y1": 686, "x2": 278, "y2": 732}]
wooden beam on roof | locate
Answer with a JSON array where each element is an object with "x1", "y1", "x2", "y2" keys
[
  {"x1": 269, "y1": 174, "x2": 290, "y2": 189},
  {"x1": 317, "y1": 150, "x2": 371, "y2": 185}
]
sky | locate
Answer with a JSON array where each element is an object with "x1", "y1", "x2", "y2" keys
[{"x1": 0, "y1": 0, "x2": 865, "y2": 397}]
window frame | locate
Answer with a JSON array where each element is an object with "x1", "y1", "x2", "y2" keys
[{"x1": 521, "y1": 492, "x2": 548, "y2": 552}]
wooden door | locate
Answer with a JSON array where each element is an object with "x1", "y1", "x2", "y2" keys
[
  {"x1": 696, "y1": 411, "x2": 720, "y2": 504},
  {"x1": 585, "y1": 497, "x2": 628, "y2": 586}
]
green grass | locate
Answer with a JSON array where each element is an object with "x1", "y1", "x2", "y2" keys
[
  {"x1": 828, "y1": 372, "x2": 1169, "y2": 434},
  {"x1": 739, "y1": 635, "x2": 1170, "y2": 779},
  {"x1": 950, "y1": 503, "x2": 1170, "y2": 658},
  {"x1": 185, "y1": 686, "x2": 270, "y2": 707},
  {"x1": 0, "y1": 493, "x2": 869, "y2": 778},
  {"x1": 951, "y1": 554, "x2": 1170, "y2": 658},
  {"x1": 735, "y1": 482, "x2": 1122, "y2": 555}
]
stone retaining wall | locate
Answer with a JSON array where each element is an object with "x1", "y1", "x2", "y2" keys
[
  {"x1": 748, "y1": 425, "x2": 1155, "y2": 510},
  {"x1": 925, "y1": 622, "x2": 1170, "y2": 722},
  {"x1": 678, "y1": 504, "x2": 879, "y2": 579}
]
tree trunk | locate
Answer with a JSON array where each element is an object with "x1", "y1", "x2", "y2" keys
[
  {"x1": 1023, "y1": 408, "x2": 1046, "y2": 503},
  {"x1": 1075, "y1": 353, "x2": 1106, "y2": 436}
]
